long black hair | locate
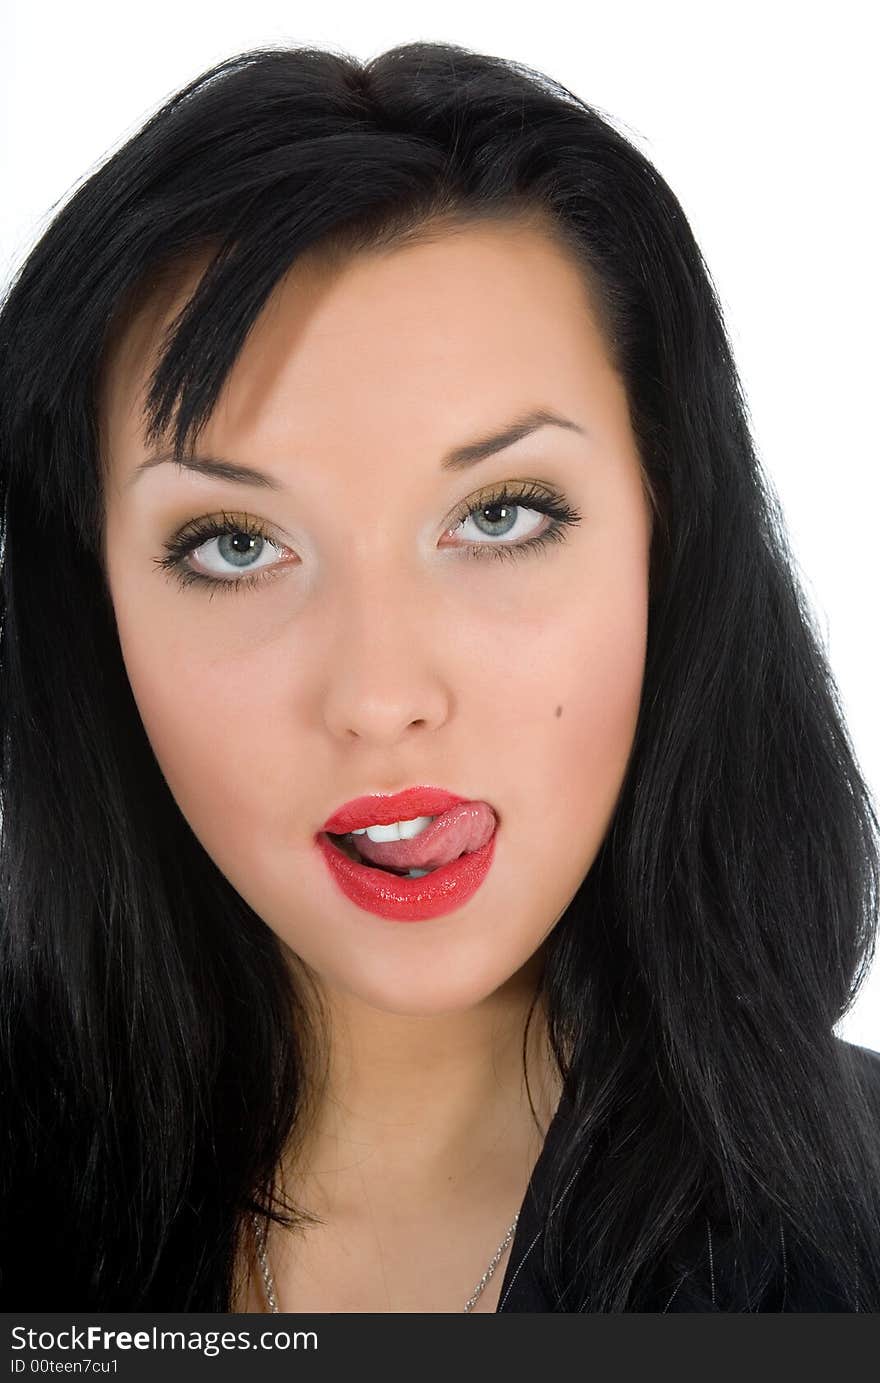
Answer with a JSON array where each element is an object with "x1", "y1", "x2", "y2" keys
[{"x1": 1, "y1": 40, "x2": 879, "y2": 1311}]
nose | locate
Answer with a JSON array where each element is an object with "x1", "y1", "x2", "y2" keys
[{"x1": 318, "y1": 566, "x2": 452, "y2": 745}]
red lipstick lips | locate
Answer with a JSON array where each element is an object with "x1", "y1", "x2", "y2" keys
[
  {"x1": 316, "y1": 785, "x2": 500, "y2": 922},
  {"x1": 320, "y1": 786, "x2": 470, "y2": 835}
]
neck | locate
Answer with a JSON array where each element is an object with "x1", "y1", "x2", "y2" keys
[{"x1": 280, "y1": 954, "x2": 562, "y2": 1218}]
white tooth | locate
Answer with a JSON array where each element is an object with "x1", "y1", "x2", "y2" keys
[
  {"x1": 363, "y1": 822, "x2": 401, "y2": 842},
  {"x1": 362, "y1": 815, "x2": 435, "y2": 843},
  {"x1": 397, "y1": 815, "x2": 436, "y2": 840}
]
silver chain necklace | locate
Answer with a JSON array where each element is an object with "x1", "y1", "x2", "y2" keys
[{"x1": 252, "y1": 1208, "x2": 520, "y2": 1313}]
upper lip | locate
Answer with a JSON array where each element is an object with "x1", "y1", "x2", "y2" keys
[{"x1": 321, "y1": 786, "x2": 474, "y2": 835}]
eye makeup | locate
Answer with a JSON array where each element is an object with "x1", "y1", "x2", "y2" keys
[{"x1": 152, "y1": 479, "x2": 583, "y2": 596}]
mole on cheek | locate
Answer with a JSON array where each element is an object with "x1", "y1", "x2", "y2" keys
[{"x1": 555, "y1": 705, "x2": 563, "y2": 718}]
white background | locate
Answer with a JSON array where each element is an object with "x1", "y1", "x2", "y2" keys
[{"x1": 2, "y1": 1, "x2": 877, "y2": 1050}]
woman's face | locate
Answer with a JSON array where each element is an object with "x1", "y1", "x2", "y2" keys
[{"x1": 100, "y1": 219, "x2": 653, "y2": 1017}]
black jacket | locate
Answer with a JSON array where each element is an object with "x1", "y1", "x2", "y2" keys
[{"x1": 496, "y1": 1039, "x2": 880, "y2": 1311}]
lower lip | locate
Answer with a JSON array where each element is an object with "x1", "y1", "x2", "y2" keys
[{"x1": 315, "y1": 827, "x2": 499, "y2": 922}]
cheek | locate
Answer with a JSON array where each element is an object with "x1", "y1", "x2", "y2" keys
[
  {"x1": 483, "y1": 550, "x2": 649, "y2": 884},
  {"x1": 112, "y1": 595, "x2": 271, "y2": 858},
  {"x1": 555, "y1": 615, "x2": 647, "y2": 812}
]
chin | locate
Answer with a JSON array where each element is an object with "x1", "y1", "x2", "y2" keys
[{"x1": 312, "y1": 947, "x2": 542, "y2": 1021}]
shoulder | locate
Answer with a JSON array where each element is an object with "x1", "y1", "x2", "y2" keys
[
  {"x1": 838, "y1": 1036, "x2": 880, "y2": 1067},
  {"x1": 837, "y1": 1037, "x2": 880, "y2": 1110}
]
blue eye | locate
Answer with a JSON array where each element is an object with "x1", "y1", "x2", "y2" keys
[{"x1": 154, "y1": 483, "x2": 582, "y2": 597}]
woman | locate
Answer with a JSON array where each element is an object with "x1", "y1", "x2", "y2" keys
[{"x1": 1, "y1": 40, "x2": 879, "y2": 1313}]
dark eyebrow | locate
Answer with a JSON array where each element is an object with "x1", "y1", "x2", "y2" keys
[
  {"x1": 440, "y1": 407, "x2": 586, "y2": 470},
  {"x1": 127, "y1": 406, "x2": 586, "y2": 490},
  {"x1": 127, "y1": 452, "x2": 285, "y2": 491}
]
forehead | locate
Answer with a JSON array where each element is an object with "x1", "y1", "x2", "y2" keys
[{"x1": 99, "y1": 219, "x2": 611, "y2": 464}]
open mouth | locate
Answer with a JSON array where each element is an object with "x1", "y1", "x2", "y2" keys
[{"x1": 326, "y1": 831, "x2": 440, "y2": 876}]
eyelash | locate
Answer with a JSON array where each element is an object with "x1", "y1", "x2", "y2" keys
[{"x1": 153, "y1": 480, "x2": 583, "y2": 597}]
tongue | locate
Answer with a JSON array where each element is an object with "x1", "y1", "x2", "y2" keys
[{"x1": 351, "y1": 801, "x2": 497, "y2": 871}]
